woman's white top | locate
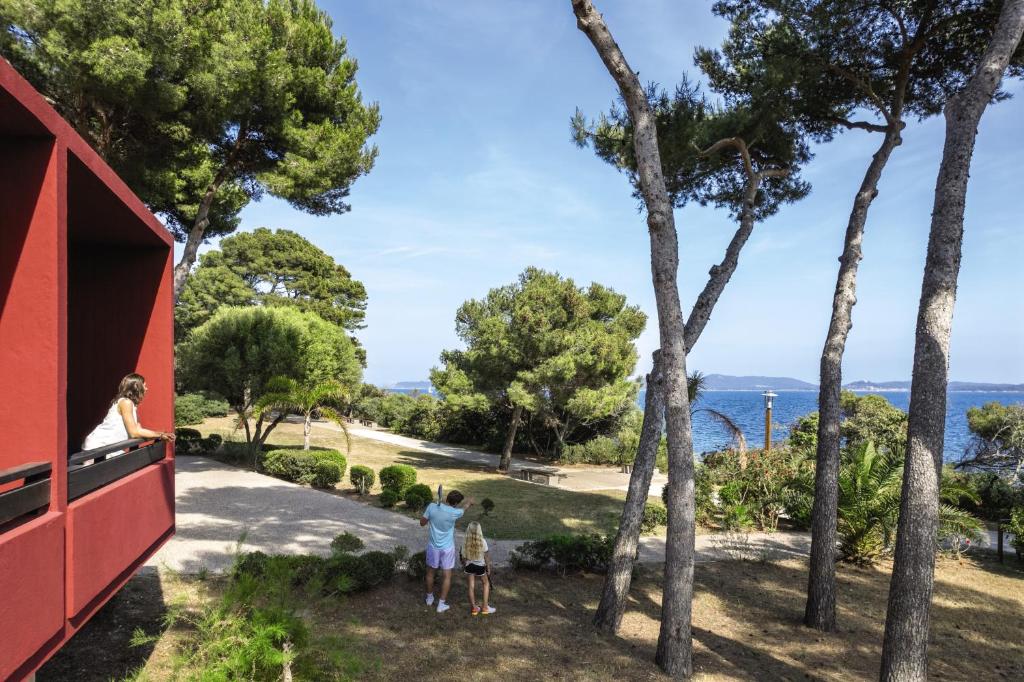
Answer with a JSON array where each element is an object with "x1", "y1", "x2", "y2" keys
[{"x1": 83, "y1": 398, "x2": 135, "y2": 451}]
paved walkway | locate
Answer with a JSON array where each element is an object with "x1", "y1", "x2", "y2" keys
[
  {"x1": 149, "y1": 456, "x2": 812, "y2": 574},
  {"x1": 318, "y1": 421, "x2": 670, "y2": 498}
]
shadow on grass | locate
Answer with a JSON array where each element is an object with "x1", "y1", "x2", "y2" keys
[
  {"x1": 618, "y1": 557, "x2": 1024, "y2": 680},
  {"x1": 37, "y1": 568, "x2": 166, "y2": 682}
]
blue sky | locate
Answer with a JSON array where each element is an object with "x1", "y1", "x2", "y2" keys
[{"x1": 178, "y1": 0, "x2": 1024, "y2": 386}]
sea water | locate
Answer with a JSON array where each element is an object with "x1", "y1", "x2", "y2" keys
[{"x1": 648, "y1": 390, "x2": 1024, "y2": 462}]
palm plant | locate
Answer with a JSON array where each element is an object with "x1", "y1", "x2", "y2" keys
[
  {"x1": 257, "y1": 377, "x2": 351, "y2": 452},
  {"x1": 688, "y1": 370, "x2": 748, "y2": 458},
  {"x1": 837, "y1": 442, "x2": 982, "y2": 564}
]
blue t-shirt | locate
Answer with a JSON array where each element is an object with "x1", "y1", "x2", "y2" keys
[{"x1": 423, "y1": 502, "x2": 464, "y2": 549}]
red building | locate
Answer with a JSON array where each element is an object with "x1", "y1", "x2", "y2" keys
[{"x1": 0, "y1": 58, "x2": 175, "y2": 681}]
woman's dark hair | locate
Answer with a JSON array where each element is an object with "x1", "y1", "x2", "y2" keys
[
  {"x1": 446, "y1": 490, "x2": 464, "y2": 506},
  {"x1": 116, "y1": 373, "x2": 146, "y2": 405}
]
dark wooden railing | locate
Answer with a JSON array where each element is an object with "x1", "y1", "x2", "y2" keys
[
  {"x1": 67, "y1": 439, "x2": 166, "y2": 501},
  {"x1": 0, "y1": 461, "x2": 51, "y2": 528}
]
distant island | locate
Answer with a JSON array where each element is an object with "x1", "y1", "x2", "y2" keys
[{"x1": 388, "y1": 376, "x2": 1024, "y2": 393}]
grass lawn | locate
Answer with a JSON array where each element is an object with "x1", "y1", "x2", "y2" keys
[
  {"x1": 192, "y1": 417, "x2": 639, "y2": 540},
  {"x1": 41, "y1": 554, "x2": 1024, "y2": 681}
]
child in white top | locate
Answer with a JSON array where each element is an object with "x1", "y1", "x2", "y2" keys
[{"x1": 461, "y1": 521, "x2": 495, "y2": 615}]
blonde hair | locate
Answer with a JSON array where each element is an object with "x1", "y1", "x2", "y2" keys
[{"x1": 463, "y1": 521, "x2": 485, "y2": 562}]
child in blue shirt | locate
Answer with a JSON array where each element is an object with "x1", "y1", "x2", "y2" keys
[{"x1": 420, "y1": 489, "x2": 474, "y2": 613}]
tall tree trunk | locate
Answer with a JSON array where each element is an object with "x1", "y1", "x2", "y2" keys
[
  {"x1": 594, "y1": 350, "x2": 665, "y2": 632},
  {"x1": 593, "y1": 138, "x2": 780, "y2": 635},
  {"x1": 880, "y1": 5, "x2": 1024, "y2": 679},
  {"x1": 303, "y1": 413, "x2": 312, "y2": 451},
  {"x1": 498, "y1": 403, "x2": 523, "y2": 472},
  {"x1": 172, "y1": 184, "x2": 219, "y2": 302},
  {"x1": 804, "y1": 121, "x2": 904, "y2": 632},
  {"x1": 572, "y1": 2, "x2": 695, "y2": 676},
  {"x1": 172, "y1": 126, "x2": 248, "y2": 301}
]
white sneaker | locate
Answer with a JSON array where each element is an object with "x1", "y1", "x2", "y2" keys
[
  {"x1": 436, "y1": 600, "x2": 450, "y2": 613},
  {"x1": 481, "y1": 605, "x2": 497, "y2": 615},
  {"x1": 425, "y1": 593, "x2": 435, "y2": 606}
]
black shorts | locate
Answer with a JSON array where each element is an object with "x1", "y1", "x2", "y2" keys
[{"x1": 463, "y1": 563, "x2": 487, "y2": 576}]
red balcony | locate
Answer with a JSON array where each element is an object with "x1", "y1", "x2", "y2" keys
[{"x1": 0, "y1": 57, "x2": 175, "y2": 681}]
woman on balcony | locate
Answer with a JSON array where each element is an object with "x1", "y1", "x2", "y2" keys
[{"x1": 82, "y1": 373, "x2": 174, "y2": 452}]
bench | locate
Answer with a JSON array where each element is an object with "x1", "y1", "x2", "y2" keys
[{"x1": 518, "y1": 467, "x2": 567, "y2": 486}]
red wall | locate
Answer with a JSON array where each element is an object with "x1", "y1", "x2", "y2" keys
[{"x1": 0, "y1": 58, "x2": 175, "y2": 681}]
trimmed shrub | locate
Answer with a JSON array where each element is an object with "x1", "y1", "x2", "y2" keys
[
  {"x1": 349, "y1": 465, "x2": 375, "y2": 493},
  {"x1": 310, "y1": 460, "x2": 343, "y2": 488},
  {"x1": 403, "y1": 483, "x2": 433, "y2": 511},
  {"x1": 312, "y1": 449, "x2": 346, "y2": 481},
  {"x1": 175, "y1": 427, "x2": 202, "y2": 442},
  {"x1": 406, "y1": 551, "x2": 427, "y2": 580},
  {"x1": 379, "y1": 464, "x2": 416, "y2": 494},
  {"x1": 330, "y1": 532, "x2": 365, "y2": 554},
  {"x1": 232, "y1": 551, "x2": 270, "y2": 580},
  {"x1": 509, "y1": 533, "x2": 613, "y2": 575},
  {"x1": 261, "y1": 450, "x2": 312, "y2": 483},
  {"x1": 481, "y1": 498, "x2": 495, "y2": 515},
  {"x1": 640, "y1": 503, "x2": 668, "y2": 534},
  {"x1": 379, "y1": 488, "x2": 400, "y2": 508}
]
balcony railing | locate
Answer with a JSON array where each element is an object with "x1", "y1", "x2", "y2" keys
[
  {"x1": 67, "y1": 439, "x2": 167, "y2": 501},
  {"x1": 0, "y1": 461, "x2": 51, "y2": 528}
]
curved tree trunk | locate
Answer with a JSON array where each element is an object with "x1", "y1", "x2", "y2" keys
[
  {"x1": 804, "y1": 122, "x2": 904, "y2": 632},
  {"x1": 593, "y1": 139, "x2": 777, "y2": 635},
  {"x1": 880, "y1": 5, "x2": 1024, "y2": 678},
  {"x1": 572, "y1": 2, "x2": 695, "y2": 676},
  {"x1": 498, "y1": 403, "x2": 523, "y2": 472},
  {"x1": 593, "y1": 350, "x2": 665, "y2": 632},
  {"x1": 172, "y1": 185, "x2": 218, "y2": 301}
]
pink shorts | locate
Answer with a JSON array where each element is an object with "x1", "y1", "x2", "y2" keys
[{"x1": 425, "y1": 545, "x2": 457, "y2": 570}]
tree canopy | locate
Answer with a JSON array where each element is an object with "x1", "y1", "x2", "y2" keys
[
  {"x1": 177, "y1": 305, "x2": 361, "y2": 455},
  {"x1": 959, "y1": 401, "x2": 1024, "y2": 477},
  {"x1": 0, "y1": 0, "x2": 380, "y2": 297},
  {"x1": 175, "y1": 228, "x2": 368, "y2": 357},
  {"x1": 431, "y1": 267, "x2": 646, "y2": 466}
]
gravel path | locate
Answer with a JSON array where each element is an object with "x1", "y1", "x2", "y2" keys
[{"x1": 148, "y1": 457, "x2": 813, "y2": 574}]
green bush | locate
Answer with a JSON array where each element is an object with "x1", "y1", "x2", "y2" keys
[
  {"x1": 379, "y1": 488, "x2": 400, "y2": 507},
  {"x1": 175, "y1": 392, "x2": 231, "y2": 426},
  {"x1": 349, "y1": 465, "x2": 375, "y2": 492},
  {"x1": 261, "y1": 449, "x2": 345, "y2": 488},
  {"x1": 406, "y1": 551, "x2": 427, "y2": 580},
  {"x1": 312, "y1": 449, "x2": 347, "y2": 478},
  {"x1": 640, "y1": 503, "x2": 668, "y2": 534},
  {"x1": 330, "y1": 532, "x2": 364, "y2": 554},
  {"x1": 722, "y1": 503, "x2": 754, "y2": 531},
  {"x1": 175, "y1": 427, "x2": 202, "y2": 442},
  {"x1": 403, "y1": 483, "x2": 433, "y2": 511},
  {"x1": 481, "y1": 498, "x2": 495, "y2": 515},
  {"x1": 561, "y1": 435, "x2": 622, "y2": 465},
  {"x1": 509, "y1": 533, "x2": 613, "y2": 575},
  {"x1": 379, "y1": 464, "x2": 416, "y2": 494},
  {"x1": 261, "y1": 450, "x2": 313, "y2": 483},
  {"x1": 310, "y1": 460, "x2": 343, "y2": 488},
  {"x1": 1008, "y1": 508, "x2": 1024, "y2": 558},
  {"x1": 351, "y1": 551, "x2": 396, "y2": 588}
]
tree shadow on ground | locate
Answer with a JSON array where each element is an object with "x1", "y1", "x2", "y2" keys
[
  {"x1": 619, "y1": 557, "x2": 1024, "y2": 680},
  {"x1": 37, "y1": 567, "x2": 166, "y2": 682}
]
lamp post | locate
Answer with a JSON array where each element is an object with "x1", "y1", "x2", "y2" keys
[{"x1": 762, "y1": 391, "x2": 777, "y2": 452}]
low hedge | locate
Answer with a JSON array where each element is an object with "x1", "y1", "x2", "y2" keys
[
  {"x1": 640, "y1": 503, "x2": 668, "y2": 534},
  {"x1": 509, "y1": 533, "x2": 614, "y2": 575},
  {"x1": 261, "y1": 449, "x2": 347, "y2": 488},
  {"x1": 379, "y1": 488, "x2": 401, "y2": 507},
  {"x1": 379, "y1": 464, "x2": 416, "y2": 494}
]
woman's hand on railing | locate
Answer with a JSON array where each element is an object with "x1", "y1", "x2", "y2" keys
[{"x1": 159, "y1": 432, "x2": 176, "y2": 442}]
